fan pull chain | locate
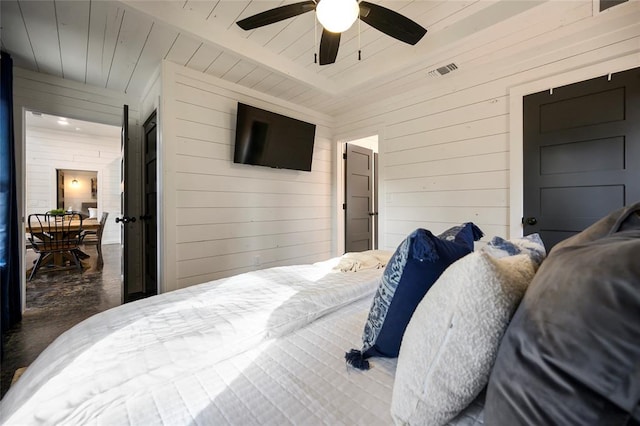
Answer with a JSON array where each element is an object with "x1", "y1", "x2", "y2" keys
[
  {"x1": 357, "y1": 12, "x2": 362, "y2": 61},
  {"x1": 314, "y1": 13, "x2": 318, "y2": 64}
]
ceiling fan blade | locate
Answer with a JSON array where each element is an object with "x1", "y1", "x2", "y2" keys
[
  {"x1": 358, "y1": 1, "x2": 427, "y2": 45},
  {"x1": 237, "y1": 1, "x2": 316, "y2": 30},
  {"x1": 319, "y1": 30, "x2": 341, "y2": 65}
]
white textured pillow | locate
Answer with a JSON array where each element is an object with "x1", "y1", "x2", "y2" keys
[
  {"x1": 88, "y1": 207, "x2": 98, "y2": 219},
  {"x1": 391, "y1": 252, "x2": 536, "y2": 425}
]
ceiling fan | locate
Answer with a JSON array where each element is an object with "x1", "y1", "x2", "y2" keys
[{"x1": 236, "y1": 0, "x2": 427, "y2": 65}]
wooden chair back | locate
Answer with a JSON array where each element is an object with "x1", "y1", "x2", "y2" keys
[
  {"x1": 97, "y1": 212, "x2": 109, "y2": 241},
  {"x1": 28, "y1": 212, "x2": 83, "y2": 253}
]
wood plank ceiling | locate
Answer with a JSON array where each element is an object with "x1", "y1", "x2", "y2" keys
[{"x1": 1, "y1": 0, "x2": 628, "y2": 116}]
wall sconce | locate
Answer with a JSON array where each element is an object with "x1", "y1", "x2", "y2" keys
[{"x1": 71, "y1": 179, "x2": 79, "y2": 187}]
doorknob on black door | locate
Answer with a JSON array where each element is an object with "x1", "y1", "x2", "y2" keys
[
  {"x1": 116, "y1": 215, "x2": 137, "y2": 224},
  {"x1": 524, "y1": 217, "x2": 538, "y2": 225}
]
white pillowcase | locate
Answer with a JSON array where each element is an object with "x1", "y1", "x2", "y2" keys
[
  {"x1": 88, "y1": 207, "x2": 98, "y2": 219},
  {"x1": 390, "y1": 251, "x2": 536, "y2": 425}
]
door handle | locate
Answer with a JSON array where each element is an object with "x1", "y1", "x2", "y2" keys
[
  {"x1": 116, "y1": 216, "x2": 137, "y2": 224},
  {"x1": 524, "y1": 217, "x2": 538, "y2": 225}
]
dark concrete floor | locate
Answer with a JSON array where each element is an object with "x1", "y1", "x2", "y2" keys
[{"x1": 0, "y1": 243, "x2": 122, "y2": 399}]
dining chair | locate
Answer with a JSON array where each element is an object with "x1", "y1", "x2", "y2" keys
[
  {"x1": 81, "y1": 212, "x2": 109, "y2": 266},
  {"x1": 27, "y1": 212, "x2": 84, "y2": 281}
]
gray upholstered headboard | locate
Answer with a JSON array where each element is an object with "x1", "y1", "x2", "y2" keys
[{"x1": 81, "y1": 202, "x2": 97, "y2": 217}]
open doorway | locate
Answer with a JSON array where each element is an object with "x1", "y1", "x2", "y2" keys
[
  {"x1": 342, "y1": 135, "x2": 379, "y2": 252},
  {"x1": 24, "y1": 110, "x2": 122, "y2": 308},
  {"x1": 2, "y1": 104, "x2": 139, "y2": 399},
  {"x1": 55, "y1": 169, "x2": 98, "y2": 213}
]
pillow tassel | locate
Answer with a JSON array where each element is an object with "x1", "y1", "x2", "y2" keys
[{"x1": 345, "y1": 349, "x2": 370, "y2": 370}]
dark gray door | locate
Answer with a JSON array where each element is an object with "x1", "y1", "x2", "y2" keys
[
  {"x1": 523, "y1": 66, "x2": 640, "y2": 249},
  {"x1": 119, "y1": 104, "x2": 132, "y2": 302},
  {"x1": 345, "y1": 143, "x2": 374, "y2": 252},
  {"x1": 374, "y1": 152, "x2": 379, "y2": 250},
  {"x1": 141, "y1": 111, "x2": 158, "y2": 297},
  {"x1": 118, "y1": 105, "x2": 144, "y2": 303}
]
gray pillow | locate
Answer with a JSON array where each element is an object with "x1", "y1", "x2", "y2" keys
[
  {"x1": 550, "y1": 200, "x2": 640, "y2": 253},
  {"x1": 391, "y1": 251, "x2": 537, "y2": 425},
  {"x1": 485, "y1": 202, "x2": 640, "y2": 424}
]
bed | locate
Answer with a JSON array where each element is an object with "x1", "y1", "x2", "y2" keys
[
  {"x1": 0, "y1": 248, "x2": 484, "y2": 425},
  {"x1": 3, "y1": 204, "x2": 638, "y2": 425},
  {"x1": 0, "y1": 253, "x2": 393, "y2": 424}
]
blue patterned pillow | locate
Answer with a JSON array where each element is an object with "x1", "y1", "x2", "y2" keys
[
  {"x1": 346, "y1": 223, "x2": 484, "y2": 369},
  {"x1": 438, "y1": 223, "x2": 484, "y2": 246},
  {"x1": 483, "y1": 234, "x2": 546, "y2": 266}
]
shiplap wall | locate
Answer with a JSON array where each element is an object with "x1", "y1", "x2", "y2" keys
[
  {"x1": 25, "y1": 127, "x2": 121, "y2": 244},
  {"x1": 334, "y1": 1, "x2": 640, "y2": 251},
  {"x1": 161, "y1": 62, "x2": 335, "y2": 291}
]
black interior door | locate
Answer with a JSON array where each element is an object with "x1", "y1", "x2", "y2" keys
[
  {"x1": 141, "y1": 111, "x2": 158, "y2": 297},
  {"x1": 119, "y1": 105, "x2": 146, "y2": 303},
  {"x1": 119, "y1": 105, "x2": 133, "y2": 302},
  {"x1": 374, "y1": 152, "x2": 379, "y2": 250},
  {"x1": 345, "y1": 143, "x2": 374, "y2": 252},
  {"x1": 523, "y1": 67, "x2": 640, "y2": 250}
]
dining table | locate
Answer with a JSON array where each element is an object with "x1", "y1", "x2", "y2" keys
[
  {"x1": 27, "y1": 218, "x2": 101, "y2": 273},
  {"x1": 28, "y1": 218, "x2": 99, "y2": 234}
]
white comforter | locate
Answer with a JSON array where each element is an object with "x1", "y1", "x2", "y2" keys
[{"x1": 1, "y1": 259, "x2": 383, "y2": 425}]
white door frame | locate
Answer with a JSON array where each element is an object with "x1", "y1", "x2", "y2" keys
[
  {"x1": 508, "y1": 54, "x2": 640, "y2": 239},
  {"x1": 47, "y1": 167, "x2": 105, "y2": 216},
  {"x1": 18, "y1": 107, "x2": 121, "y2": 311},
  {"x1": 335, "y1": 132, "x2": 382, "y2": 255}
]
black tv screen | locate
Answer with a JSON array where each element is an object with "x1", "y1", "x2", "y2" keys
[{"x1": 233, "y1": 102, "x2": 316, "y2": 172}]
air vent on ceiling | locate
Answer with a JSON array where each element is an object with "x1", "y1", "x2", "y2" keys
[{"x1": 428, "y1": 63, "x2": 458, "y2": 77}]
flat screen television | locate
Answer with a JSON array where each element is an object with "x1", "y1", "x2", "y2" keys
[{"x1": 233, "y1": 102, "x2": 316, "y2": 172}]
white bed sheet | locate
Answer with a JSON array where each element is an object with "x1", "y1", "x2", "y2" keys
[
  {"x1": 1, "y1": 260, "x2": 383, "y2": 425},
  {"x1": 181, "y1": 297, "x2": 399, "y2": 426},
  {"x1": 145, "y1": 297, "x2": 485, "y2": 426},
  {"x1": 73, "y1": 297, "x2": 398, "y2": 425}
]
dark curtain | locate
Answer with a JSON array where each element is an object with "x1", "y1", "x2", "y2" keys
[{"x1": 1, "y1": 51, "x2": 21, "y2": 357}]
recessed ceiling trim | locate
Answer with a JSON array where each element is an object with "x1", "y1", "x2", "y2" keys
[
  {"x1": 120, "y1": 0, "x2": 339, "y2": 95},
  {"x1": 333, "y1": 0, "x2": 547, "y2": 95}
]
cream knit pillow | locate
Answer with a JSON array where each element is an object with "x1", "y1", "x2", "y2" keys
[{"x1": 391, "y1": 252, "x2": 536, "y2": 425}]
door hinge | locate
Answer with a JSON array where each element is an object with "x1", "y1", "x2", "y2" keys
[
  {"x1": 343, "y1": 153, "x2": 347, "y2": 160},
  {"x1": 343, "y1": 203, "x2": 346, "y2": 210}
]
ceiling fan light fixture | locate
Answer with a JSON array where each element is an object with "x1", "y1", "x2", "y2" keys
[{"x1": 316, "y1": 0, "x2": 359, "y2": 33}]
